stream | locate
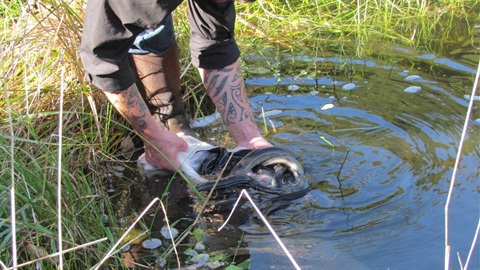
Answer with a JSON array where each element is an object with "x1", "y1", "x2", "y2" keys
[
  {"x1": 112, "y1": 24, "x2": 479, "y2": 270},
  {"x1": 230, "y1": 37, "x2": 479, "y2": 269}
]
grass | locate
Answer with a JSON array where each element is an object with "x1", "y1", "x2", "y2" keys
[{"x1": 0, "y1": 0, "x2": 477, "y2": 268}]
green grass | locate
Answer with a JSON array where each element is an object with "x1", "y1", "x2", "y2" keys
[{"x1": 0, "y1": 0, "x2": 477, "y2": 268}]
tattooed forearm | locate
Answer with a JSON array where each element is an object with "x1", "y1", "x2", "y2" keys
[
  {"x1": 109, "y1": 85, "x2": 150, "y2": 132},
  {"x1": 204, "y1": 64, "x2": 254, "y2": 126}
]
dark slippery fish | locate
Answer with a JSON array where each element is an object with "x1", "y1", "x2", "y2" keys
[
  {"x1": 230, "y1": 147, "x2": 304, "y2": 183},
  {"x1": 197, "y1": 147, "x2": 306, "y2": 192},
  {"x1": 196, "y1": 174, "x2": 252, "y2": 192}
]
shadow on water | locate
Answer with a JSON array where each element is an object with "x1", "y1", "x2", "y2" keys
[{"x1": 111, "y1": 24, "x2": 479, "y2": 270}]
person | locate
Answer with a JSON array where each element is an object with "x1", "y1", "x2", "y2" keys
[{"x1": 79, "y1": 0, "x2": 272, "y2": 173}]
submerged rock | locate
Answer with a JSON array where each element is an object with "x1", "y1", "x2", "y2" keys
[
  {"x1": 121, "y1": 244, "x2": 131, "y2": 253},
  {"x1": 405, "y1": 75, "x2": 422, "y2": 81},
  {"x1": 321, "y1": 104, "x2": 334, "y2": 110},
  {"x1": 399, "y1": 70, "x2": 410, "y2": 76},
  {"x1": 161, "y1": 226, "x2": 178, "y2": 240},
  {"x1": 403, "y1": 86, "x2": 422, "y2": 93},
  {"x1": 141, "y1": 238, "x2": 162, "y2": 250},
  {"x1": 288, "y1": 84, "x2": 300, "y2": 91},
  {"x1": 341, "y1": 82, "x2": 356, "y2": 91}
]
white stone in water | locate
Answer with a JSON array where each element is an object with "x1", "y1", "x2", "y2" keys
[
  {"x1": 403, "y1": 86, "x2": 422, "y2": 93},
  {"x1": 310, "y1": 90, "x2": 319, "y2": 95},
  {"x1": 288, "y1": 84, "x2": 300, "y2": 91},
  {"x1": 329, "y1": 96, "x2": 335, "y2": 99},
  {"x1": 341, "y1": 82, "x2": 356, "y2": 91},
  {"x1": 399, "y1": 70, "x2": 410, "y2": 76},
  {"x1": 473, "y1": 118, "x2": 480, "y2": 125},
  {"x1": 321, "y1": 104, "x2": 334, "y2": 110},
  {"x1": 286, "y1": 94, "x2": 293, "y2": 98},
  {"x1": 405, "y1": 75, "x2": 422, "y2": 81},
  {"x1": 161, "y1": 226, "x2": 178, "y2": 240},
  {"x1": 142, "y1": 238, "x2": 162, "y2": 249}
]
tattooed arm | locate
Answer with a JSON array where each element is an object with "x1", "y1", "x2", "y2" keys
[
  {"x1": 198, "y1": 59, "x2": 272, "y2": 149},
  {"x1": 104, "y1": 84, "x2": 187, "y2": 171}
]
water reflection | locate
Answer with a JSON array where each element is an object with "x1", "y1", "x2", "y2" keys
[
  {"x1": 239, "y1": 44, "x2": 479, "y2": 269},
  {"x1": 113, "y1": 41, "x2": 479, "y2": 268}
]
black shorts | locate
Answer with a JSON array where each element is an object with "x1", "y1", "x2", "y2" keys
[{"x1": 79, "y1": 0, "x2": 240, "y2": 92}]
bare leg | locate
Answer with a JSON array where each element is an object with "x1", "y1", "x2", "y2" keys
[{"x1": 198, "y1": 59, "x2": 272, "y2": 149}]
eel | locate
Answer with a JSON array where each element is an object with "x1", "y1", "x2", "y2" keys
[
  {"x1": 229, "y1": 147, "x2": 304, "y2": 184},
  {"x1": 196, "y1": 147, "x2": 305, "y2": 192}
]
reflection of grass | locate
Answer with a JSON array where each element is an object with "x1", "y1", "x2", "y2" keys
[
  {"x1": 0, "y1": 0, "x2": 477, "y2": 268},
  {"x1": 232, "y1": 0, "x2": 475, "y2": 54}
]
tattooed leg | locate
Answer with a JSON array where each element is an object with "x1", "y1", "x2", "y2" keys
[{"x1": 198, "y1": 59, "x2": 272, "y2": 149}]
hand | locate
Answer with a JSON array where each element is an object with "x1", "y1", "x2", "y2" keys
[
  {"x1": 242, "y1": 136, "x2": 272, "y2": 149},
  {"x1": 143, "y1": 129, "x2": 188, "y2": 171},
  {"x1": 103, "y1": 84, "x2": 188, "y2": 171}
]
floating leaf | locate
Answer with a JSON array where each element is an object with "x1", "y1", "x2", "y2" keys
[{"x1": 121, "y1": 229, "x2": 147, "y2": 245}]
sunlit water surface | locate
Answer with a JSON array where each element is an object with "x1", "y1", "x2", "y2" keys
[
  {"x1": 115, "y1": 37, "x2": 479, "y2": 269},
  {"x1": 222, "y1": 42, "x2": 480, "y2": 269}
]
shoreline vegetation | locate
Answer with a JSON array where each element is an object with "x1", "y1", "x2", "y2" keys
[{"x1": 1, "y1": 0, "x2": 478, "y2": 269}]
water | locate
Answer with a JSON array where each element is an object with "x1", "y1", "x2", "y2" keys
[
  {"x1": 230, "y1": 41, "x2": 479, "y2": 269},
  {"x1": 114, "y1": 32, "x2": 479, "y2": 270}
]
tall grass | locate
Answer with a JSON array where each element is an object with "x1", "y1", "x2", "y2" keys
[{"x1": 0, "y1": 0, "x2": 477, "y2": 268}]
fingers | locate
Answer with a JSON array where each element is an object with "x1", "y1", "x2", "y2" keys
[
  {"x1": 247, "y1": 137, "x2": 272, "y2": 149},
  {"x1": 143, "y1": 133, "x2": 187, "y2": 172}
]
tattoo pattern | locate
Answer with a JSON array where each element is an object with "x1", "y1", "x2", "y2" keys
[
  {"x1": 118, "y1": 86, "x2": 149, "y2": 132},
  {"x1": 204, "y1": 64, "x2": 254, "y2": 126}
]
